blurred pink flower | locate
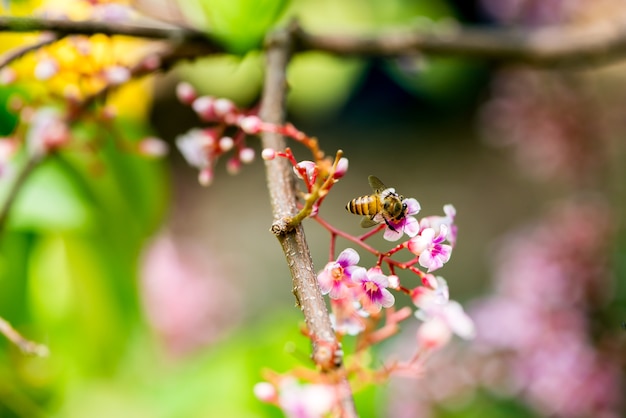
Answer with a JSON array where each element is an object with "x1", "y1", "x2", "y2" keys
[{"x1": 140, "y1": 235, "x2": 241, "y2": 357}]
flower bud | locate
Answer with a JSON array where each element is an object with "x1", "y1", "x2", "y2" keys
[
  {"x1": 239, "y1": 147, "x2": 255, "y2": 164},
  {"x1": 261, "y1": 148, "x2": 276, "y2": 160},
  {"x1": 176, "y1": 82, "x2": 197, "y2": 105}
]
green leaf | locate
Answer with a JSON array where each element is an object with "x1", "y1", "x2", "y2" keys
[{"x1": 183, "y1": 0, "x2": 291, "y2": 54}]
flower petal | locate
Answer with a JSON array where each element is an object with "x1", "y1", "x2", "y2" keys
[
  {"x1": 403, "y1": 216, "x2": 420, "y2": 237},
  {"x1": 337, "y1": 248, "x2": 359, "y2": 267},
  {"x1": 404, "y1": 198, "x2": 421, "y2": 216}
]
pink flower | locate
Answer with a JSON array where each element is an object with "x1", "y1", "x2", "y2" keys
[
  {"x1": 277, "y1": 379, "x2": 337, "y2": 418},
  {"x1": 317, "y1": 248, "x2": 363, "y2": 299},
  {"x1": 407, "y1": 225, "x2": 452, "y2": 272},
  {"x1": 293, "y1": 160, "x2": 317, "y2": 184},
  {"x1": 330, "y1": 298, "x2": 368, "y2": 336},
  {"x1": 383, "y1": 197, "x2": 421, "y2": 242},
  {"x1": 415, "y1": 297, "x2": 475, "y2": 346},
  {"x1": 354, "y1": 267, "x2": 395, "y2": 313},
  {"x1": 420, "y1": 204, "x2": 457, "y2": 247},
  {"x1": 175, "y1": 128, "x2": 214, "y2": 169}
]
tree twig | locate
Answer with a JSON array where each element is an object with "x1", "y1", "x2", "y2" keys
[
  {"x1": 0, "y1": 153, "x2": 42, "y2": 234},
  {"x1": 0, "y1": 33, "x2": 60, "y2": 70},
  {"x1": 0, "y1": 315, "x2": 49, "y2": 356},
  {"x1": 295, "y1": 20, "x2": 626, "y2": 67},
  {"x1": 3, "y1": 15, "x2": 626, "y2": 68},
  {"x1": 259, "y1": 23, "x2": 358, "y2": 417},
  {"x1": 0, "y1": 15, "x2": 208, "y2": 42}
]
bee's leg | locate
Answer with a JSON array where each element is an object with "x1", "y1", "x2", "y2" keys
[{"x1": 384, "y1": 218, "x2": 397, "y2": 232}]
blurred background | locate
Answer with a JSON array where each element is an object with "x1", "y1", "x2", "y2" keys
[{"x1": 0, "y1": 0, "x2": 624, "y2": 417}]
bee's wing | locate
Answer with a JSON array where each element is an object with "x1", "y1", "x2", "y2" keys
[
  {"x1": 360, "y1": 216, "x2": 379, "y2": 228},
  {"x1": 368, "y1": 175, "x2": 387, "y2": 193}
]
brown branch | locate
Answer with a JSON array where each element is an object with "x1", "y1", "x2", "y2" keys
[
  {"x1": 2, "y1": 16, "x2": 626, "y2": 68},
  {"x1": 294, "y1": 20, "x2": 626, "y2": 67},
  {"x1": 0, "y1": 316, "x2": 49, "y2": 356},
  {"x1": 0, "y1": 16, "x2": 209, "y2": 43},
  {"x1": 0, "y1": 33, "x2": 60, "y2": 70},
  {"x1": 259, "y1": 23, "x2": 357, "y2": 417},
  {"x1": 0, "y1": 153, "x2": 43, "y2": 234}
]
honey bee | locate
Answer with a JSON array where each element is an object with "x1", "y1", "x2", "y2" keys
[{"x1": 346, "y1": 175, "x2": 408, "y2": 232}]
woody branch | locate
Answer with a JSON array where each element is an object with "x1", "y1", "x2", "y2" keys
[{"x1": 3, "y1": 16, "x2": 626, "y2": 67}]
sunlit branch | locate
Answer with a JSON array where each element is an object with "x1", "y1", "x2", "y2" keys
[
  {"x1": 0, "y1": 315, "x2": 49, "y2": 356},
  {"x1": 0, "y1": 16, "x2": 210, "y2": 43},
  {"x1": 0, "y1": 33, "x2": 59, "y2": 70},
  {"x1": 0, "y1": 153, "x2": 43, "y2": 234}
]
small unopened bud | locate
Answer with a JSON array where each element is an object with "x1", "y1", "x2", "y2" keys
[
  {"x1": 213, "y1": 98, "x2": 236, "y2": 118},
  {"x1": 239, "y1": 115, "x2": 263, "y2": 134},
  {"x1": 388, "y1": 274, "x2": 400, "y2": 289},
  {"x1": 261, "y1": 148, "x2": 276, "y2": 160},
  {"x1": 34, "y1": 58, "x2": 59, "y2": 80},
  {"x1": 139, "y1": 137, "x2": 169, "y2": 157},
  {"x1": 192, "y1": 96, "x2": 216, "y2": 121},
  {"x1": 105, "y1": 65, "x2": 131, "y2": 85},
  {"x1": 226, "y1": 157, "x2": 241, "y2": 175},
  {"x1": 0, "y1": 68, "x2": 16, "y2": 85},
  {"x1": 239, "y1": 147, "x2": 255, "y2": 164},
  {"x1": 253, "y1": 382, "x2": 277, "y2": 403},
  {"x1": 176, "y1": 82, "x2": 197, "y2": 105},
  {"x1": 218, "y1": 136, "x2": 234, "y2": 152},
  {"x1": 333, "y1": 157, "x2": 349, "y2": 179},
  {"x1": 198, "y1": 167, "x2": 213, "y2": 186}
]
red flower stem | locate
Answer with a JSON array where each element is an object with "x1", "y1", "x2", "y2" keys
[{"x1": 358, "y1": 224, "x2": 385, "y2": 241}]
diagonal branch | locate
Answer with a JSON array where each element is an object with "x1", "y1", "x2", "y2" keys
[
  {"x1": 0, "y1": 315, "x2": 49, "y2": 356},
  {"x1": 0, "y1": 33, "x2": 59, "y2": 70},
  {"x1": 0, "y1": 16, "x2": 209, "y2": 42},
  {"x1": 259, "y1": 23, "x2": 357, "y2": 417},
  {"x1": 0, "y1": 153, "x2": 43, "y2": 234}
]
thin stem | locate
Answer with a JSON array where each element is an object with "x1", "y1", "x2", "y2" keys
[
  {"x1": 0, "y1": 33, "x2": 59, "y2": 70},
  {"x1": 0, "y1": 153, "x2": 43, "y2": 233},
  {"x1": 0, "y1": 316, "x2": 49, "y2": 357}
]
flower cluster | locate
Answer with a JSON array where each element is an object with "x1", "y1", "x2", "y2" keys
[
  {"x1": 256, "y1": 193, "x2": 472, "y2": 416},
  {"x1": 175, "y1": 82, "x2": 287, "y2": 185},
  {"x1": 387, "y1": 199, "x2": 623, "y2": 418}
]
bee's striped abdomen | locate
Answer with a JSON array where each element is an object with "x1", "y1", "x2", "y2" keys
[{"x1": 346, "y1": 195, "x2": 381, "y2": 216}]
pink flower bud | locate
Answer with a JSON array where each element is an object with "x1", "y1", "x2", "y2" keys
[
  {"x1": 261, "y1": 148, "x2": 276, "y2": 160},
  {"x1": 192, "y1": 96, "x2": 216, "y2": 121},
  {"x1": 213, "y1": 98, "x2": 236, "y2": 118},
  {"x1": 139, "y1": 137, "x2": 169, "y2": 157},
  {"x1": 333, "y1": 157, "x2": 349, "y2": 178},
  {"x1": 0, "y1": 68, "x2": 16, "y2": 85},
  {"x1": 239, "y1": 147, "x2": 255, "y2": 164},
  {"x1": 198, "y1": 167, "x2": 213, "y2": 186},
  {"x1": 226, "y1": 157, "x2": 241, "y2": 175},
  {"x1": 34, "y1": 58, "x2": 59, "y2": 80},
  {"x1": 218, "y1": 136, "x2": 234, "y2": 152},
  {"x1": 239, "y1": 115, "x2": 263, "y2": 134},
  {"x1": 105, "y1": 65, "x2": 131, "y2": 85},
  {"x1": 253, "y1": 382, "x2": 277, "y2": 403},
  {"x1": 176, "y1": 82, "x2": 197, "y2": 105}
]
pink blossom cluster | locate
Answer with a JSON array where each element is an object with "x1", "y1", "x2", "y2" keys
[
  {"x1": 256, "y1": 197, "x2": 473, "y2": 416},
  {"x1": 388, "y1": 199, "x2": 624, "y2": 418},
  {"x1": 175, "y1": 82, "x2": 283, "y2": 185}
]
